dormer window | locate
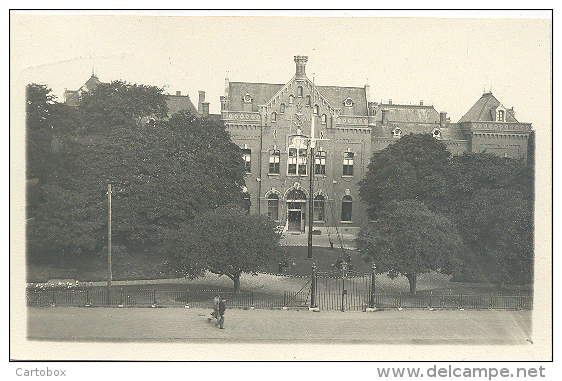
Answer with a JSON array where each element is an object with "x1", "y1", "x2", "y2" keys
[
  {"x1": 289, "y1": 94, "x2": 294, "y2": 105},
  {"x1": 497, "y1": 110, "x2": 505, "y2": 122},
  {"x1": 243, "y1": 93, "x2": 252, "y2": 103},
  {"x1": 280, "y1": 103, "x2": 285, "y2": 114},
  {"x1": 344, "y1": 97, "x2": 353, "y2": 107}
]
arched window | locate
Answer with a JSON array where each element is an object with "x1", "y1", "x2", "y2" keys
[
  {"x1": 321, "y1": 114, "x2": 327, "y2": 124},
  {"x1": 289, "y1": 94, "x2": 294, "y2": 105},
  {"x1": 242, "y1": 149, "x2": 251, "y2": 173},
  {"x1": 314, "y1": 105, "x2": 319, "y2": 115},
  {"x1": 297, "y1": 86, "x2": 303, "y2": 97},
  {"x1": 306, "y1": 95, "x2": 311, "y2": 106},
  {"x1": 280, "y1": 103, "x2": 285, "y2": 114},
  {"x1": 343, "y1": 151, "x2": 354, "y2": 176},
  {"x1": 267, "y1": 194, "x2": 279, "y2": 220},
  {"x1": 341, "y1": 195, "x2": 353, "y2": 222},
  {"x1": 271, "y1": 112, "x2": 277, "y2": 122},
  {"x1": 313, "y1": 195, "x2": 325, "y2": 222}
]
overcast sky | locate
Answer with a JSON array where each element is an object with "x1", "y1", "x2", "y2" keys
[{"x1": 12, "y1": 11, "x2": 551, "y2": 131}]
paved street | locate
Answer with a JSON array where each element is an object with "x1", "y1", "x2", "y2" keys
[{"x1": 27, "y1": 306, "x2": 531, "y2": 346}]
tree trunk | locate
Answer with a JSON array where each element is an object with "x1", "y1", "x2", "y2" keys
[
  {"x1": 233, "y1": 273, "x2": 241, "y2": 293},
  {"x1": 406, "y1": 273, "x2": 417, "y2": 295}
]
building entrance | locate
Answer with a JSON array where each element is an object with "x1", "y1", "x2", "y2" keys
[{"x1": 287, "y1": 203, "x2": 305, "y2": 231}]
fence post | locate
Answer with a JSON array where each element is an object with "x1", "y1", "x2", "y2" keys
[
  {"x1": 428, "y1": 292, "x2": 433, "y2": 310},
  {"x1": 489, "y1": 295, "x2": 494, "y2": 309},
  {"x1": 185, "y1": 290, "x2": 190, "y2": 308},
  {"x1": 459, "y1": 294, "x2": 464, "y2": 310},
  {"x1": 310, "y1": 264, "x2": 317, "y2": 309},
  {"x1": 85, "y1": 288, "x2": 90, "y2": 306},
  {"x1": 369, "y1": 263, "x2": 376, "y2": 309},
  {"x1": 152, "y1": 289, "x2": 157, "y2": 307},
  {"x1": 118, "y1": 288, "x2": 124, "y2": 307},
  {"x1": 51, "y1": 290, "x2": 56, "y2": 306},
  {"x1": 251, "y1": 291, "x2": 254, "y2": 309}
]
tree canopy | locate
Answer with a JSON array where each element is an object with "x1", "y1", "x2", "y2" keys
[
  {"x1": 27, "y1": 82, "x2": 246, "y2": 266},
  {"x1": 165, "y1": 204, "x2": 285, "y2": 292},
  {"x1": 78, "y1": 80, "x2": 169, "y2": 131},
  {"x1": 355, "y1": 200, "x2": 465, "y2": 294},
  {"x1": 358, "y1": 133, "x2": 451, "y2": 217}
]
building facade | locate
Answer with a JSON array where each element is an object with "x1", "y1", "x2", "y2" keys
[{"x1": 220, "y1": 56, "x2": 533, "y2": 234}]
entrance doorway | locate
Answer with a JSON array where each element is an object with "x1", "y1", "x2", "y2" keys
[
  {"x1": 286, "y1": 188, "x2": 308, "y2": 232},
  {"x1": 287, "y1": 203, "x2": 304, "y2": 231}
]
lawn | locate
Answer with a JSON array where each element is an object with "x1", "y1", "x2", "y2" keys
[{"x1": 26, "y1": 245, "x2": 532, "y2": 297}]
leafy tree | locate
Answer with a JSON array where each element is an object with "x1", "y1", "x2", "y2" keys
[
  {"x1": 28, "y1": 108, "x2": 246, "y2": 264},
  {"x1": 165, "y1": 204, "x2": 285, "y2": 292},
  {"x1": 26, "y1": 84, "x2": 81, "y2": 181},
  {"x1": 359, "y1": 133, "x2": 451, "y2": 217},
  {"x1": 441, "y1": 152, "x2": 532, "y2": 215},
  {"x1": 441, "y1": 153, "x2": 534, "y2": 285},
  {"x1": 457, "y1": 189, "x2": 533, "y2": 286},
  {"x1": 355, "y1": 200, "x2": 465, "y2": 295},
  {"x1": 78, "y1": 80, "x2": 169, "y2": 131}
]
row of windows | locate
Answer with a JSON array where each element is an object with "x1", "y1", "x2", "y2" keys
[
  {"x1": 266, "y1": 194, "x2": 353, "y2": 222},
  {"x1": 243, "y1": 149, "x2": 355, "y2": 176},
  {"x1": 271, "y1": 109, "x2": 327, "y2": 123}
]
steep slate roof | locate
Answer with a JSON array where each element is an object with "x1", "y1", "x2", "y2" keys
[
  {"x1": 166, "y1": 93, "x2": 197, "y2": 115},
  {"x1": 228, "y1": 81, "x2": 368, "y2": 116},
  {"x1": 228, "y1": 81, "x2": 284, "y2": 112},
  {"x1": 64, "y1": 74, "x2": 102, "y2": 106},
  {"x1": 317, "y1": 85, "x2": 367, "y2": 115},
  {"x1": 373, "y1": 103, "x2": 441, "y2": 124},
  {"x1": 458, "y1": 92, "x2": 518, "y2": 123}
]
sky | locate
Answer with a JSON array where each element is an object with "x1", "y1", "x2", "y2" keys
[{"x1": 11, "y1": 10, "x2": 551, "y2": 131}]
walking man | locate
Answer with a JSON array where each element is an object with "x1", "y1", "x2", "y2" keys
[
  {"x1": 217, "y1": 297, "x2": 226, "y2": 329},
  {"x1": 208, "y1": 294, "x2": 220, "y2": 323}
]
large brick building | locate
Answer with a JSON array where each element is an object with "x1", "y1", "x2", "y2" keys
[
  {"x1": 64, "y1": 57, "x2": 532, "y2": 234},
  {"x1": 220, "y1": 56, "x2": 532, "y2": 234}
]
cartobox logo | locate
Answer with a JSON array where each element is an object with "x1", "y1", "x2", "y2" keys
[{"x1": 16, "y1": 368, "x2": 67, "y2": 377}]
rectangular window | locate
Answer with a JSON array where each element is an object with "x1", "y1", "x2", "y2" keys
[
  {"x1": 315, "y1": 151, "x2": 326, "y2": 175},
  {"x1": 242, "y1": 149, "x2": 252, "y2": 173},
  {"x1": 269, "y1": 149, "x2": 280, "y2": 174},
  {"x1": 288, "y1": 148, "x2": 297, "y2": 175},
  {"x1": 343, "y1": 152, "x2": 354, "y2": 176},
  {"x1": 298, "y1": 148, "x2": 308, "y2": 176}
]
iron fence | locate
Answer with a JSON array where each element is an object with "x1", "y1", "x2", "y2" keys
[{"x1": 26, "y1": 288, "x2": 533, "y2": 310}]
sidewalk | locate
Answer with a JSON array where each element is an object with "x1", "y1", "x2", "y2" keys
[{"x1": 25, "y1": 307, "x2": 532, "y2": 356}]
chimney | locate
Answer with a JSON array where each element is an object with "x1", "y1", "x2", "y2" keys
[
  {"x1": 294, "y1": 56, "x2": 308, "y2": 79},
  {"x1": 202, "y1": 102, "x2": 210, "y2": 116},
  {"x1": 420, "y1": 100, "x2": 424, "y2": 106},
  {"x1": 440, "y1": 112, "x2": 447, "y2": 127},
  {"x1": 225, "y1": 77, "x2": 230, "y2": 97},
  {"x1": 381, "y1": 109, "x2": 388, "y2": 125},
  {"x1": 388, "y1": 99, "x2": 393, "y2": 105},
  {"x1": 198, "y1": 91, "x2": 205, "y2": 114},
  {"x1": 176, "y1": 90, "x2": 181, "y2": 96}
]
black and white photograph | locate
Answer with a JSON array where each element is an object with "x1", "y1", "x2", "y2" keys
[{"x1": 10, "y1": 10, "x2": 552, "y2": 366}]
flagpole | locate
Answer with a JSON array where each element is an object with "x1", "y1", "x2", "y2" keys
[{"x1": 307, "y1": 75, "x2": 316, "y2": 260}]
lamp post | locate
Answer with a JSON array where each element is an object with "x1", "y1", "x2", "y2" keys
[{"x1": 107, "y1": 183, "x2": 112, "y2": 305}]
